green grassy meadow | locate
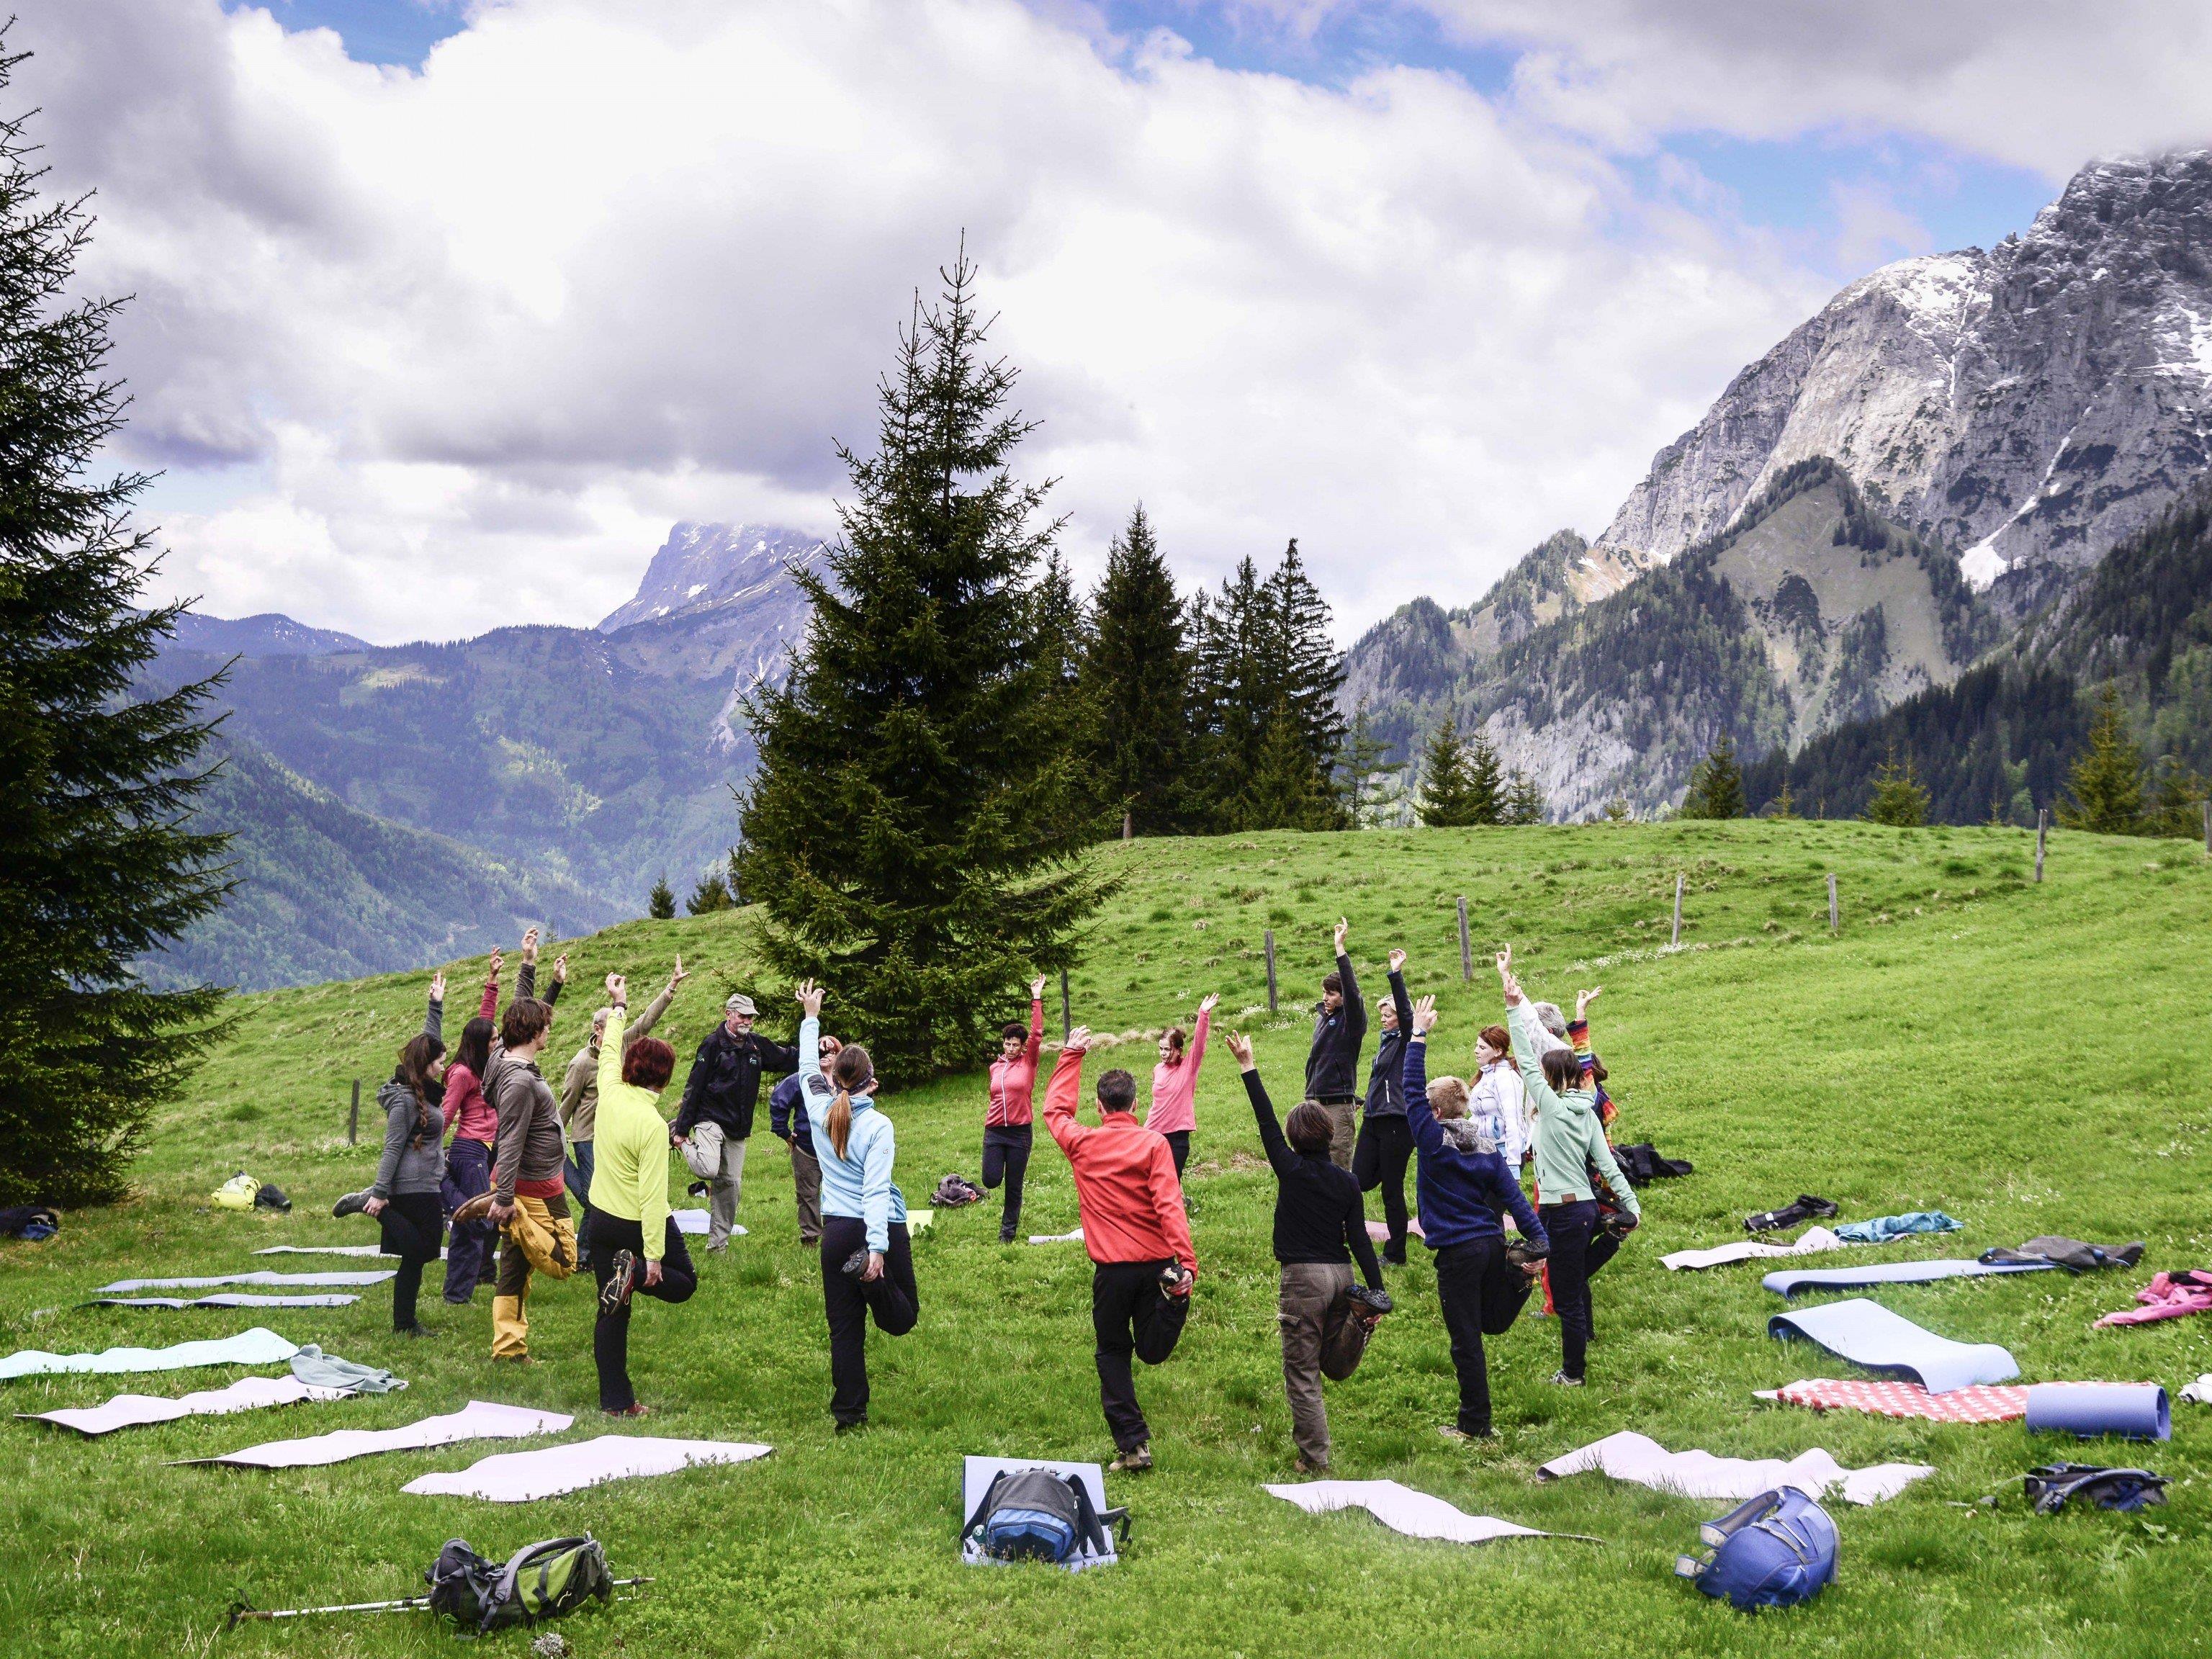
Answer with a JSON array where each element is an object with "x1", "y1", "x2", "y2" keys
[{"x1": 3, "y1": 820, "x2": 2210, "y2": 1657}]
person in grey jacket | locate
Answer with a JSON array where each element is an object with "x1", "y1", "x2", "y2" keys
[{"x1": 334, "y1": 974, "x2": 451, "y2": 1334}]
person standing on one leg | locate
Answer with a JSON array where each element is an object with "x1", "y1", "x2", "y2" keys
[
  {"x1": 438, "y1": 956, "x2": 504, "y2": 1303},
  {"x1": 671, "y1": 991, "x2": 800, "y2": 1252},
  {"x1": 805, "y1": 986, "x2": 919, "y2": 1431},
  {"x1": 1226, "y1": 1030, "x2": 1390, "y2": 1475},
  {"x1": 337, "y1": 972, "x2": 450, "y2": 1336},
  {"x1": 1305, "y1": 919, "x2": 1367, "y2": 1170},
  {"x1": 1043, "y1": 1026, "x2": 1197, "y2": 1474},
  {"x1": 1501, "y1": 949, "x2": 1638, "y2": 1388},
  {"x1": 981, "y1": 976, "x2": 1046, "y2": 1244},
  {"x1": 462, "y1": 987, "x2": 577, "y2": 1362},
  {"x1": 1352, "y1": 949, "x2": 1413, "y2": 1264},
  {"x1": 560, "y1": 956, "x2": 687, "y2": 1264},
  {"x1": 1147, "y1": 993, "x2": 1216, "y2": 1183},
  {"x1": 584, "y1": 975, "x2": 698, "y2": 1417},
  {"x1": 1397, "y1": 979, "x2": 1549, "y2": 1443},
  {"x1": 771, "y1": 1025, "x2": 840, "y2": 1248}
]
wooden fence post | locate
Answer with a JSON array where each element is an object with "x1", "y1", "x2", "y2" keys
[
  {"x1": 1456, "y1": 896, "x2": 1473, "y2": 982},
  {"x1": 1122, "y1": 811, "x2": 1133, "y2": 843},
  {"x1": 1264, "y1": 930, "x2": 1278, "y2": 1014},
  {"x1": 2035, "y1": 809, "x2": 2047, "y2": 884},
  {"x1": 1060, "y1": 968, "x2": 1071, "y2": 1040},
  {"x1": 1827, "y1": 873, "x2": 1838, "y2": 932},
  {"x1": 348, "y1": 1079, "x2": 360, "y2": 1145},
  {"x1": 1671, "y1": 873, "x2": 1684, "y2": 948}
]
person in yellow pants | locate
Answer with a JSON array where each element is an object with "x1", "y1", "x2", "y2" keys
[{"x1": 474, "y1": 989, "x2": 579, "y2": 1359}]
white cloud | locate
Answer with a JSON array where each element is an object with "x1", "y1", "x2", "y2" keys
[{"x1": 24, "y1": 0, "x2": 1877, "y2": 642}]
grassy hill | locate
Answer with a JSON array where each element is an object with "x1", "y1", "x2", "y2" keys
[{"x1": 5, "y1": 821, "x2": 2211, "y2": 1656}]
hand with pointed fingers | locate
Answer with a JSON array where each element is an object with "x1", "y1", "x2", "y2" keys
[
  {"x1": 1388, "y1": 948, "x2": 1406, "y2": 974},
  {"x1": 1413, "y1": 995, "x2": 1439, "y2": 1035},
  {"x1": 430, "y1": 971, "x2": 446, "y2": 1002},
  {"x1": 1064, "y1": 1025, "x2": 1092, "y2": 1056},
  {"x1": 1030, "y1": 974, "x2": 1048, "y2": 1000},
  {"x1": 797, "y1": 979, "x2": 824, "y2": 1018},
  {"x1": 1224, "y1": 1031, "x2": 1254, "y2": 1070}
]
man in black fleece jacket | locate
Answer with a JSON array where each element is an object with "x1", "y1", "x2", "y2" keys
[
  {"x1": 1303, "y1": 917, "x2": 1367, "y2": 1171},
  {"x1": 1229, "y1": 1028, "x2": 1390, "y2": 1474}
]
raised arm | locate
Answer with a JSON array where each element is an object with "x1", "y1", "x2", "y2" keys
[
  {"x1": 423, "y1": 971, "x2": 446, "y2": 1044},
  {"x1": 596, "y1": 986, "x2": 629, "y2": 1104},
  {"x1": 629, "y1": 979, "x2": 678, "y2": 1045},
  {"x1": 1187, "y1": 997, "x2": 1213, "y2": 1072},
  {"x1": 1507, "y1": 998, "x2": 1563, "y2": 1119},
  {"x1": 1335, "y1": 921, "x2": 1366, "y2": 1043},
  {"x1": 1228, "y1": 1031, "x2": 1293, "y2": 1177},
  {"x1": 1041, "y1": 1035, "x2": 1089, "y2": 1155},
  {"x1": 1025, "y1": 978, "x2": 1046, "y2": 1064},
  {"x1": 1401, "y1": 999, "x2": 1444, "y2": 1157},
  {"x1": 477, "y1": 954, "x2": 501, "y2": 1022}
]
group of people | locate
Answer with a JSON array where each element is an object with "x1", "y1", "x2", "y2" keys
[{"x1": 335, "y1": 918, "x2": 1645, "y2": 1467}]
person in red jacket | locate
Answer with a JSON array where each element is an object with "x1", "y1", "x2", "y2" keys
[
  {"x1": 1043, "y1": 1025, "x2": 1197, "y2": 1473},
  {"x1": 981, "y1": 974, "x2": 1048, "y2": 1243}
]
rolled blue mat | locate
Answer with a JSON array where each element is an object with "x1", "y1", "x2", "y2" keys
[{"x1": 2024, "y1": 1383, "x2": 2170, "y2": 1442}]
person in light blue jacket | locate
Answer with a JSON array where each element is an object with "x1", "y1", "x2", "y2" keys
[{"x1": 801, "y1": 986, "x2": 918, "y2": 1431}]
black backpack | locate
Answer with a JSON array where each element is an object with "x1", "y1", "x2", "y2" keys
[
  {"x1": 427, "y1": 1535, "x2": 613, "y2": 1632},
  {"x1": 961, "y1": 1469, "x2": 1127, "y2": 1565}
]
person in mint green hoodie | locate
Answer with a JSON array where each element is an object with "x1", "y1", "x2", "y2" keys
[{"x1": 1498, "y1": 946, "x2": 1637, "y2": 1388}]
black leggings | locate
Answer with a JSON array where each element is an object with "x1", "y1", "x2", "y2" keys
[
  {"x1": 819, "y1": 1215, "x2": 918, "y2": 1426},
  {"x1": 1431, "y1": 1236, "x2": 1533, "y2": 1435},
  {"x1": 981, "y1": 1125, "x2": 1032, "y2": 1241},
  {"x1": 377, "y1": 1192, "x2": 445, "y2": 1332},
  {"x1": 586, "y1": 1209, "x2": 698, "y2": 1412},
  {"x1": 1163, "y1": 1130, "x2": 1190, "y2": 1179},
  {"x1": 1539, "y1": 1200, "x2": 1623, "y2": 1380},
  {"x1": 1353, "y1": 1115, "x2": 1413, "y2": 1259},
  {"x1": 1092, "y1": 1259, "x2": 1192, "y2": 1452}
]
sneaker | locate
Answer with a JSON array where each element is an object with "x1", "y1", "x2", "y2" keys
[
  {"x1": 688, "y1": 1179, "x2": 712, "y2": 1200},
  {"x1": 1438, "y1": 1423, "x2": 1494, "y2": 1443},
  {"x1": 450, "y1": 1190, "x2": 499, "y2": 1226},
  {"x1": 1550, "y1": 1370, "x2": 1586, "y2": 1388},
  {"x1": 331, "y1": 1189, "x2": 372, "y2": 1219},
  {"x1": 395, "y1": 1322, "x2": 436, "y2": 1339},
  {"x1": 1156, "y1": 1264, "x2": 1192, "y2": 1298},
  {"x1": 1504, "y1": 1240, "x2": 1550, "y2": 1271},
  {"x1": 1346, "y1": 1284, "x2": 1394, "y2": 1318},
  {"x1": 599, "y1": 1249, "x2": 638, "y2": 1315},
  {"x1": 1108, "y1": 1444, "x2": 1154, "y2": 1473},
  {"x1": 603, "y1": 1402, "x2": 652, "y2": 1419},
  {"x1": 841, "y1": 1248, "x2": 870, "y2": 1278},
  {"x1": 1381, "y1": 1246, "x2": 1408, "y2": 1267}
]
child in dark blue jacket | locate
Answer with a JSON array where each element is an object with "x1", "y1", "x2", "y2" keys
[{"x1": 1398, "y1": 979, "x2": 1549, "y2": 1441}]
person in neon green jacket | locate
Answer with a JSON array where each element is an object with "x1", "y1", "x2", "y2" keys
[
  {"x1": 1498, "y1": 946, "x2": 1637, "y2": 1388},
  {"x1": 585, "y1": 976, "x2": 697, "y2": 1416}
]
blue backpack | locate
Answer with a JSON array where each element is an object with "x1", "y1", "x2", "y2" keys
[
  {"x1": 961, "y1": 1469, "x2": 1126, "y2": 1565},
  {"x1": 1675, "y1": 1485, "x2": 1838, "y2": 1612}
]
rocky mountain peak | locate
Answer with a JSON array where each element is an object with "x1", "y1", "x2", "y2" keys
[{"x1": 597, "y1": 522, "x2": 827, "y2": 634}]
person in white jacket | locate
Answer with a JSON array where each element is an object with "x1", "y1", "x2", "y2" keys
[{"x1": 1466, "y1": 1023, "x2": 1526, "y2": 1172}]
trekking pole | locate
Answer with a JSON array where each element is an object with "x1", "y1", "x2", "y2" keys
[{"x1": 226, "y1": 1579, "x2": 654, "y2": 1630}]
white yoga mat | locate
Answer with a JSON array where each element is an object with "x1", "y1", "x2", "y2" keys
[
  {"x1": 20, "y1": 1375, "x2": 353, "y2": 1437},
  {"x1": 94, "y1": 1271, "x2": 395, "y2": 1292},
  {"x1": 670, "y1": 1211, "x2": 745, "y2": 1238},
  {"x1": 961, "y1": 1456, "x2": 1118, "y2": 1572},
  {"x1": 0, "y1": 1327, "x2": 300, "y2": 1381},
  {"x1": 1266, "y1": 1480, "x2": 1591, "y2": 1544},
  {"x1": 1663, "y1": 1226, "x2": 1848, "y2": 1272},
  {"x1": 1537, "y1": 1429, "x2": 1932, "y2": 1506},
  {"x1": 184, "y1": 1400, "x2": 573, "y2": 1469},
  {"x1": 403, "y1": 1435, "x2": 773, "y2": 1501},
  {"x1": 255, "y1": 1245, "x2": 444, "y2": 1259},
  {"x1": 87, "y1": 1295, "x2": 360, "y2": 1310},
  {"x1": 1028, "y1": 1227, "x2": 1084, "y2": 1245}
]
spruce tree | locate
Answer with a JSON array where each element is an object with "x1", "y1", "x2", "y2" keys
[
  {"x1": 1766, "y1": 778, "x2": 1799, "y2": 820},
  {"x1": 1241, "y1": 703, "x2": 1338, "y2": 830},
  {"x1": 1185, "y1": 555, "x2": 1272, "y2": 827},
  {"x1": 1417, "y1": 715, "x2": 1498, "y2": 828},
  {"x1": 1681, "y1": 735, "x2": 1745, "y2": 819},
  {"x1": 1265, "y1": 538, "x2": 1349, "y2": 824},
  {"x1": 1863, "y1": 750, "x2": 1930, "y2": 827},
  {"x1": 737, "y1": 253, "x2": 1112, "y2": 1079},
  {"x1": 1081, "y1": 504, "x2": 1189, "y2": 835},
  {"x1": 1341, "y1": 703, "x2": 1402, "y2": 828},
  {"x1": 647, "y1": 874, "x2": 677, "y2": 920},
  {"x1": 1464, "y1": 728, "x2": 1506, "y2": 824},
  {"x1": 686, "y1": 871, "x2": 732, "y2": 914},
  {"x1": 1502, "y1": 769, "x2": 1546, "y2": 826},
  {"x1": 0, "y1": 63, "x2": 233, "y2": 1205},
  {"x1": 2058, "y1": 683, "x2": 2146, "y2": 834}
]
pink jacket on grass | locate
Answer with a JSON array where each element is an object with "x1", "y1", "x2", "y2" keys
[
  {"x1": 1145, "y1": 1007, "x2": 1210, "y2": 1137},
  {"x1": 2095, "y1": 1269, "x2": 2212, "y2": 1327}
]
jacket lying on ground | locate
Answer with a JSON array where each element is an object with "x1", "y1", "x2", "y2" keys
[
  {"x1": 800, "y1": 1015, "x2": 906, "y2": 1252},
  {"x1": 987, "y1": 999, "x2": 1046, "y2": 1128},
  {"x1": 1980, "y1": 1236, "x2": 2144, "y2": 1273},
  {"x1": 1043, "y1": 1046, "x2": 1197, "y2": 1274},
  {"x1": 673, "y1": 1020, "x2": 799, "y2": 1141},
  {"x1": 1362, "y1": 969, "x2": 1409, "y2": 1118},
  {"x1": 1402, "y1": 1031, "x2": 1547, "y2": 1254},
  {"x1": 1303, "y1": 950, "x2": 1367, "y2": 1101},
  {"x1": 1244, "y1": 1069, "x2": 1382, "y2": 1285},
  {"x1": 1146, "y1": 1004, "x2": 1210, "y2": 1137},
  {"x1": 559, "y1": 981, "x2": 675, "y2": 1145},
  {"x1": 1509, "y1": 1000, "x2": 1638, "y2": 1215},
  {"x1": 586, "y1": 1006, "x2": 673, "y2": 1259}
]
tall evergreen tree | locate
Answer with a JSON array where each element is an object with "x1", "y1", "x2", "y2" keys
[
  {"x1": 737, "y1": 253, "x2": 1112, "y2": 1079},
  {"x1": 1265, "y1": 538, "x2": 1349, "y2": 821},
  {"x1": 2058, "y1": 683, "x2": 2146, "y2": 834},
  {"x1": 1680, "y1": 735, "x2": 1745, "y2": 819},
  {"x1": 1241, "y1": 703, "x2": 1339, "y2": 830},
  {"x1": 1863, "y1": 750, "x2": 1930, "y2": 827},
  {"x1": 1081, "y1": 503, "x2": 1188, "y2": 835},
  {"x1": 647, "y1": 874, "x2": 677, "y2": 920},
  {"x1": 1186, "y1": 555, "x2": 1271, "y2": 824},
  {"x1": 1416, "y1": 715, "x2": 1500, "y2": 827},
  {"x1": 1464, "y1": 728, "x2": 1506, "y2": 824},
  {"x1": 686, "y1": 870, "x2": 732, "y2": 914},
  {"x1": 1341, "y1": 702, "x2": 1403, "y2": 828},
  {"x1": 0, "y1": 58, "x2": 233, "y2": 1205},
  {"x1": 1501, "y1": 769, "x2": 1546, "y2": 826}
]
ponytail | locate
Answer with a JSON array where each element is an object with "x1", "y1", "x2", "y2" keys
[{"x1": 827, "y1": 1044, "x2": 873, "y2": 1161}]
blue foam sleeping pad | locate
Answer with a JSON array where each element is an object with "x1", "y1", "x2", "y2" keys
[
  {"x1": 2025, "y1": 1383, "x2": 2170, "y2": 1442},
  {"x1": 1768, "y1": 1296, "x2": 2020, "y2": 1393},
  {"x1": 1762, "y1": 1259, "x2": 2055, "y2": 1298}
]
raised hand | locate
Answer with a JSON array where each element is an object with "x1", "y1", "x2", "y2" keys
[
  {"x1": 1494, "y1": 945, "x2": 1512, "y2": 980},
  {"x1": 668, "y1": 953, "x2": 690, "y2": 989},
  {"x1": 796, "y1": 979, "x2": 824, "y2": 1018},
  {"x1": 521, "y1": 927, "x2": 539, "y2": 965},
  {"x1": 1064, "y1": 1025, "x2": 1092, "y2": 1056},
  {"x1": 1501, "y1": 973, "x2": 1524, "y2": 1007},
  {"x1": 488, "y1": 947, "x2": 504, "y2": 979},
  {"x1": 1197, "y1": 992, "x2": 1219, "y2": 1016},
  {"x1": 1412, "y1": 994, "x2": 1439, "y2": 1035},
  {"x1": 429, "y1": 970, "x2": 446, "y2": 1002},
  {"x1": 1575, "y1": 986, "x2": 1603, "y2": 1017},
  {"x1": 552, "y1": 952, "x2": 569, "y2": 984},
  {"x1": 605, "y1": 971, "x2": 626, "y2": 1002},
  {"x1": 1333, "y1": 917, "x2": 1349, "y2": 953},
  {"x1": 1030, "y1": 974, "x2": 1048, "y2": 1000},
  {"x1": 1388, "y1": 948, "x2": 1406, "y2": 974},
  {"x1": 1223, "y1": 1030, "x2": 1254, "y2": 1069}
]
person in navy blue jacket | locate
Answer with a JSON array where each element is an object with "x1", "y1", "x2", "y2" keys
[{"x1": 1398, "y1": 978, "x2": 1548, "y2": 1442}]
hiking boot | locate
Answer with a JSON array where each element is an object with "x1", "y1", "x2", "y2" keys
[
  {"x1": 331, "y1": 1189, "x2": 372, "y2": 1219},
  {"x1": 1550, "y1": 1370, "x2": 1586, "y2": 1388},
  {"x1": 834, "y1": 1416, "x2": 868, "y2": 1435},
  {"x1": 600, "y1": 1249, "x2": 639, "y2": 1315},
  {"x1": 450, "y1": 1190, "x2": 499, "y2": 1226},
  {"x1": 1292, "y1": 1455, "x2": 1326, "y2": 1476},
  {"x1": 687, "y1": 1179, "x2": 711, "y2": 1200},
  {"x1": 841, "y1": 1248, "x2": 870, "y2": 1278},
  {"x1": 1109, "y1": 1444, "x2": 1154, "y2": 1473},
  {"x1": 1381, "y1": 1246, "x2": 1408, "y2": 1267},
  {"x1": 1346, "y1": 1284, "x2": 1393, "y2": 1319},
  {"x1": 1157, "y1": 1264, "x2": 1192, "y2": 1299},
  {"x1": 395, "y1": 1321, "x2": 437, "y2": 1339},
  {"x1": 1438, "y1": 1423, "x2": 1494, "y2": 1443},
  {"x1": 1504, "y1": 1240, "x2": 1550, "y2": 1271},
  {"x1": 603, "y1": 1402, "x2": 652, "y2": 1419}
]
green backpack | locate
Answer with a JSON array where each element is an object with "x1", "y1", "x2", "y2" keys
[{"x1": 428, "y1": 1535, "x2": 613, "y2": 1633}]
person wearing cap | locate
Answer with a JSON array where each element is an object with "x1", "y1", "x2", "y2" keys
[{"x1": 670, "y1": 988, "x2": 801, "y2": 1251}]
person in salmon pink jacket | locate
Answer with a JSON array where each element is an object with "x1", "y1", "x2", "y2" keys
[
  {"x1": 981, "y1": 974, "x2": 1048, "y2": 1244},
  {"x1": 1146, "y1": 992, "x2": 1217, "y2": 1182}
]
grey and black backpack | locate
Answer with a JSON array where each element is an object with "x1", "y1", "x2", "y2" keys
[{"x1": 961, "y1": 1469, "x2": 1128, "y2": 1565}]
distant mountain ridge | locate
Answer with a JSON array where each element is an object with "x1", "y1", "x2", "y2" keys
[{"x1": 166, "y1": 611, "x2": 370, "y2": 657}]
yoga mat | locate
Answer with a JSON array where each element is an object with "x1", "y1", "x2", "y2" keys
[
  {"x1": 2025, "y1": 1382, "x2": 2170, "y2": 1442},
  {"x1": 1761, "y1": 1259, "x2": 2054, "y2": 1298},
  {"x1": 1537, "y1": 1430, "x2": 1931, "y2": 1506},
  {"x1": 403, "y1": 1436, "x2": 773, "y2": 1501},
  {"x1": 670, "y1": 1211, "x2": 744, "y2": 1237},
  {"x1": 0, "y1": 1327, "x2": 300, "y2": 1382},
  {"x1": 254, "y1": 1245, "x2": 443, "y2": 1259},
  {"x1": 85, "y1": 1295, "x2": 360, "y2": 1310},
  {"x1": 93, "y1": 1271, "x2": 395, "y2": 1292},
  {"x1": 182, "y1": 1400, "x2": 573, "y2": 1468},
  {"x1": 1665, "y1": 1226, "x2": 1845, "y2": 1272},
  {"x1": 962, "y1": 1457, "x2": 1118, "y2": 1572},
  {"x1": 1758, "y1": 1378, "x2": 2029, "y2": 1424},
  {"x1": 19, "y1": 1375, "x2": 352, "y2": 1437},
  {"x1": 1769, "y1": 1297, "x2": 2018, "y2": 1393},
  {"x1": 1028, "y1": 1227, "x2": 1084, "y2": 1245},
  {"x1": 1266, "y1": 1480, "x2": 1596, "y2": 1543}
]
